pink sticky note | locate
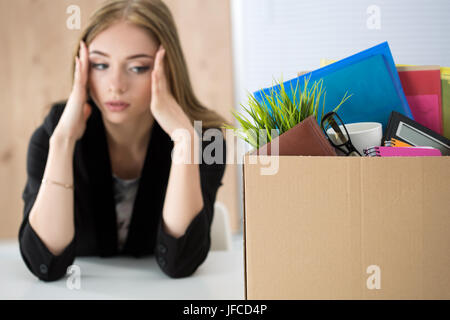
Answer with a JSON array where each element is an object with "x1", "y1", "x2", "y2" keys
[{"x1": 406, "y1": 94, "x2": 441, "y2": 134}]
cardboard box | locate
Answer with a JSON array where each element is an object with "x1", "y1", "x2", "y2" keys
[{"x1": 243, "y1": 155, "x2": 450, "y2": 299}]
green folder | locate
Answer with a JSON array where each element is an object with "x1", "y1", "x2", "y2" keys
[{"x1": 442, "y1": 77, "x2": 450, "y2": 140}]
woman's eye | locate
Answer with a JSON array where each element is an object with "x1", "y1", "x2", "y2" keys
[
  {"x1": 130, "y1": 66, "x2": 151, "y2": 74},
  {"x1": 89, "y1": 63, "x2": 150, "y2": 73},
  {"x1": 91, "y1": 63, "x2": 108, "y2": 70}
]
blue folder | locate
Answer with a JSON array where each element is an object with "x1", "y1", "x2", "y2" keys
[{"x1": 253, "y1": 42, "x2": 413, "y2": 131}]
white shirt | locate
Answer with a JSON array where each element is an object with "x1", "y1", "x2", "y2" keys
[{"x1": 112, "y1": 173, "x2": 140, "y2": 252}]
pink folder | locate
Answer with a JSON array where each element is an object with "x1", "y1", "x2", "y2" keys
[
  {"x1": 398, "y1": 68, "x2": 443, "y2": 134},
  {"x1": 364, "y1": 146, "x2": 442, "y2": 157}
]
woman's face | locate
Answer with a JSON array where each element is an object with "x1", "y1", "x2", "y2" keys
[{"x1": 87, "y1": 21, "x2": 158, "y2": 124}]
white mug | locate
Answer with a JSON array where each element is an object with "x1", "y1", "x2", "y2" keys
[{"x1": 327, "y1": 122, "x2": 383, "y2": 155}]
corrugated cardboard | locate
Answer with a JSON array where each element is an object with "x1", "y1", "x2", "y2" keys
[{"x1": 243, "y1": 155, "x2": 450, "y2": 299}]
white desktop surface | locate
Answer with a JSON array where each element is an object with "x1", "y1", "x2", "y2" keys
[{"x1": 0, "y1": 236, "x2": 245, "y2": 300}]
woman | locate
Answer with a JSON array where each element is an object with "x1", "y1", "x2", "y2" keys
[{"x1": 19, "y1": 0, "x2": 227, "y2": 282}]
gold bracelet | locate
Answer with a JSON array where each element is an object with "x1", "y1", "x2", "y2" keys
[{"x1": 42, "y1": 178, "x2": 74, "y2": 189}]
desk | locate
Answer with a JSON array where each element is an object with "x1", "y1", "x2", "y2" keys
[{"x1": 0, "y1": 238, "x2": 245, "y2": 300}]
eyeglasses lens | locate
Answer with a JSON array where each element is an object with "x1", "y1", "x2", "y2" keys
[{"x1": 324, "y1": 115, "x2": 349, "y2": 146}]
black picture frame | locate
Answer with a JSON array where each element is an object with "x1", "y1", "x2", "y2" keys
[{"x1": 383, "y1": 111, "x2": 450, "y2": 156}]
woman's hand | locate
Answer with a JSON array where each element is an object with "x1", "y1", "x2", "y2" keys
[
  {"x1": 53, "y1": 40, "x2": 92, "y2": 142},
  {"x1": 150, "y1": 45, "x2": 194, "y2": 139}
]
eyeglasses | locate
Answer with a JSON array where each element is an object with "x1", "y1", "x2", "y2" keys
[{"x1": 320, "y1": 111, "x2": 362, "y2": 157}]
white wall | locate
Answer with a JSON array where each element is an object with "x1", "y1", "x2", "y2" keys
[{"x1": 233, "y1": 0, "x2": 450, "y2": 95}]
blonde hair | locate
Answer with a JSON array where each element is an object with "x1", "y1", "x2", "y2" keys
[{"x1": 71, "y1": 0, "x2": 228, "y2": 129}]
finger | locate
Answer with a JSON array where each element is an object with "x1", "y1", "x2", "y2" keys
[
  {"x1": 153, "y1": 46, "x2": 164, "y2": 73},
  {"x1": 152, "y1": 48, "x2": 163, "y2": 92},
  {"x1": 74, "y1": 57, "x2": 83, "y2": 88},
  {"x1": 74, "y1": 57, "x2": 81, "y2": 86},
  {"x1": 153, "y1": 47, "x2": 168, "y2": 91},
  {"x1": 151, "y1": 67, "x2": 160, "y2": 99},
  {"x1": 75, "y1": 43, "x2": 83, "y2": 87},
  {"x1": 80, "y1": 41, "x2": 89, "y2": 86}
]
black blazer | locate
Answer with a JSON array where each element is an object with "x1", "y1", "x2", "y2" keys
[{"x1": 19, "y1": 100, "x2": 226, "y2": 282}]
